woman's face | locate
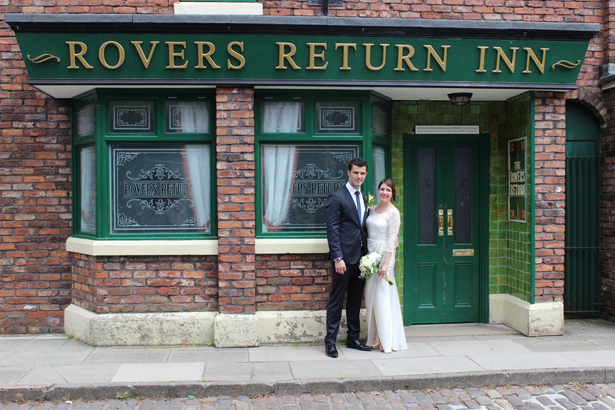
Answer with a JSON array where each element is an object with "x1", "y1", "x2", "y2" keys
[{"x1": 379, "y1": 184, "x2": 393, "y2": 204}]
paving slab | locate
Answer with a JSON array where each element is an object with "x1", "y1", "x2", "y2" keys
[
  {"x1": 339, "y1": 342, "x2": 441, "y2": 360},
  {"x1": 84, "y1": 348, "x2": 170, "y2": 364},
  {"x1": 428, "y1": 339, "x2": 532, "y2": 356},
  {"x1": 111, "y1": 362, "x2": 206, "y2": 382},
  {"x1": 248, "y1": 345, "x2": 327, "y2": 362},
  {"x1": 1, "y1": 350, "x2": 93, "y2": 366},
  {"x1": 0, "y1": 337, "x2": 35, "y2": 352},
  {"x1": 290, "y1": 359, "x2": 382, "y2": 379},
  {"x1": 587, "y1": 339, "x2": 615, "y2": 350},
  {"x1": 15, "y1": 365, "x2": 67, "y2": 385},
  {"x1": 469, "y1": 352, "x2": 582, "y2": 371},
  {"x1": 0, "y1": 366, "x2": 33, "y2": 385},
  {"x1": 167, "y1": 347, "x2": 248, "y2": 363},
  {"x1": 204, "y1": 362, "x2": 252, "y2": 381},
  {"x1": 372, "y1": 355, "x2": 484, "y2": 376},
  {"x1": 406, "y1": 324, "x2": 517, "y2": 338},
  {"x1": 54, "y1": 363, "x2": 121, "y2": 384},
  {"x1": 559, "y1": 351, "x2": 615, "y2": 367},
  {"x1": 251, "y1": 362, "x2": 294, "y2": 381},
  {"x1": 516, "y1": 339, "x2": 608, "y2": 353}
]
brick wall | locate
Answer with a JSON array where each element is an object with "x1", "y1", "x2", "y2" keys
[
  {"x1": 256, "y1": 254, "x2": 330, "y2": 311},
  {"x1": 71, "y1": 254, "x2": 218, "y2": 313},
  {"x1": 216, "y1": 87, "x2": 256, "y2": 314},
  {"x1": 263, "y1": 0, "x2": 603, "y2": 21},
  {"x1": 601, "y1": 88, "x2": 615, "y2": 322},
  {"x1": 533, "y1": 91, "x2": 566, "y2": 303},
  {"x1": 0, "y1": 0, "x2": 611, "y2": 334}
]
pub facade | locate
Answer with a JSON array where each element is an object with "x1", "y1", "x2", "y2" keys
[{"x1": 1, "y1": 0, "x2": 613, "y2": 346}]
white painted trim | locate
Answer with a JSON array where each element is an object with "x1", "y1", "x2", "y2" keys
[
  {"x1": 489, "y1": 293, "x2": 563, "y2": 336},
  {"x1": 66, "y1": 237, "x2": 218, "y2": 256},
  {"x1": 255, "y1": 238, "x2": 329, "y2": 254},
  {"x1": 174, "y1": 2, "x2": 263, "y2": 15}
]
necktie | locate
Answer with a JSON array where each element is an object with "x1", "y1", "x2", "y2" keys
[{"x1": 355, "y1": 191, "x2": 362, "y2": 225}]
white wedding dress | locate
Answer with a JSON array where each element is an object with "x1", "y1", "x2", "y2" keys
[{"x1": 365, "y1": 206, "x2": 408, "y2": 353}]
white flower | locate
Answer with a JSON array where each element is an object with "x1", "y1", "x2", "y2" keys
[{"x1": 359, "y1": 252, "x2": 383, "y2": 281}]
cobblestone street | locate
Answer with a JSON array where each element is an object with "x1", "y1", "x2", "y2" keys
[{"x1": 2, "y1": 383, "x2": 615, "y2": 410}]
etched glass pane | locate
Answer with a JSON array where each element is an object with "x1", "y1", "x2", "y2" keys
[
  {"x1": 454, "y1": 148, "x2": 472, "y2": 243},
  {"x1": 316, "y1": 102, "x2": 359, "y2": 134},
  {"x1": 111, "y1": 145, "x2": 211, "y2": 233},
  {"x1": 262, "y1": 145, "x2": 359, "y2": 232},
  {"x1": 109, "y1": 101, "x2": 154, "y2": 133},
  {"x1": 262, "y1": 101, "x2": 305, "y2": 133},
  {"x1": 417, "y1": 149, "x2": 436, "y2": 245},
  {"x1": 80, "y1": 146, "x2": 96, "y2": 233},
  {"x1": 76, "y1": 103, "x2": 95, "y2": 138},
  {"x1": 372, "y1": 146, "x2": 386, "y2": 202},
  {"x1": 166, "y1": 101, "x2": 210, "y2": 133},
  {"x1": 372, "y1": 105, "x2": 388, "y2": 137}
]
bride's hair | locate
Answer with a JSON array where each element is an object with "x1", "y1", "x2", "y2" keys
[{"x1": 378, "y1": 178, "x2": 397, "y2": 202}]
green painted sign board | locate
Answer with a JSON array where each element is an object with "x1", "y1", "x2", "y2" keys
[{"x1": 15, "y1": 33, "x2": 589, "y2": 85}]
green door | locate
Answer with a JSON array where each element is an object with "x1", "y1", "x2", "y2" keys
[{"x1": 404, "y1": 139, "x2": 482, "y2": 324}]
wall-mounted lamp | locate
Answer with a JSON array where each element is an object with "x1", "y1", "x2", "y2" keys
[{"x1": 448, "y1": 92, "x2": 473, "y2": 106}]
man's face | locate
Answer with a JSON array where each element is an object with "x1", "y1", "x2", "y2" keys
[{"x1": 347, "y1": 165, "x2": 367, "y2": 190}]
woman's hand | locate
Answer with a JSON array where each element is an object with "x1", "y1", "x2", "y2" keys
[{"x1": 379, "y1": 265, "x2": 388, "y2": 277}]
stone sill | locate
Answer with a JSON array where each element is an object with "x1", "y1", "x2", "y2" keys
[
  {"x1": 66, "y1": 237, "x2": 329, "y2": 256},
  {"x1": 66, "y1": 237, "x2": 219, "y2": 256}
]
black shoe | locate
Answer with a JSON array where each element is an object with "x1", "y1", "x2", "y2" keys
[
  {"x1": 325, "y1": 344, "x2": 338, "y2": 358},
  {"x1": 346, "y1": 339, "x2": 372, "y2": 351}
]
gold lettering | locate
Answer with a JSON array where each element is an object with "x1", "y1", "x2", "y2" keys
[
  {"x1": 364, "y1": 43, "x2": 389, "y2": 71},
  {"x1": 307, "y1": 43, "x2": 328, "y2": 70},
  {"x1": 394, "y1": 44, "x2": 419, "y2": 71},
  {"x1": 132, "y1": 41, "x2": 159, "y2": 69},
  {"x1": 335, "y1": 43, "x2": 357, "y2": 70},
  {"x1": 424, "y1": 45, "x2": 450, "y2": 72},
  {"x1": 523, "y1": 47, "x2": 549, "y2": 74},
  {"x1": 276, "y1": 42, "x2": 300, "y2": 69},
  {"x1": 166, "y1": 42, "x2": 188, "y2": 69},
  {"x1": 227, "y1": 41, "x2": 245, "y2": 69},
  {"x1": 195, "y1": 41, "x2": 221, "y2": 69},
  {"x1": 493, "y1": 46, "x2": 518, "y2": 73},
  {"x1": 66, "y1": 41, "x2": 93, "y2": 69},
  {"x1": 476, "y1": 46, "x2": 488, "y2": 73},
  {"x1": 98, "y1": 41, "x2": 125, "y2": 70}
]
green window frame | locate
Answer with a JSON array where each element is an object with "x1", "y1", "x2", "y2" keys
[
  {"x1": 255, "y1": 90, "x2": 391, "y2": 238},
  {"x1": 71, "y1": 89, "x2": 217, "y2": 240}
]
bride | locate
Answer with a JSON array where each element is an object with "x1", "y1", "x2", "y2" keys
[{"x1": 365, "y1": 178, "x2": 408, "y2": 353}]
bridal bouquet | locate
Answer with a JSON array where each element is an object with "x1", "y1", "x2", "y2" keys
[{"x1": 359, "y1": 252, "x2": 393, "y2": 285}]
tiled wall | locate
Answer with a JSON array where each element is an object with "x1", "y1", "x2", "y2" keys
[
  {"x1": 391, "y1": 96, "x2": 534, "y2": 311},
  {"x1": 505, "y1": 94, "x2": 534, "y2": 302}
]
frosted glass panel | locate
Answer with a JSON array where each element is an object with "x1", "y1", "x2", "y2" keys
[
  {"x1": 166, "y1": 101, "x2": 210, "y2": 133},
  {"x1": 80, "y1": 147, "x2": 96, "y2": 233}
]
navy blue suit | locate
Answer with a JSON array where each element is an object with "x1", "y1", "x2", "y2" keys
[{"x1": 325, "y1": 185, "x2": 368, "y2": 345}]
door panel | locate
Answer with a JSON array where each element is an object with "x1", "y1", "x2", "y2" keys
[{"x1": 405, "y1": 139, "x2": 481, "y2": 324}]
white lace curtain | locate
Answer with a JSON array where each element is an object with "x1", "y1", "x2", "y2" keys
[
  {"x1": 80, "y1": 147, "x2": 96, "y2": 233},
  {"x1": 262, "y1": 102, "x2": 302, "y2": 231},
  {"x1": 372, "y1": 146, "x2": 386, "y2": 202},
  {"x1": 176, "y1": 102, "x2": 211, "y2": 232}
]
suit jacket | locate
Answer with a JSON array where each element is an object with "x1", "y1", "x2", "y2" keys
[{"x1": 326, "y1": 186, "x2": 368, "y2": 265}]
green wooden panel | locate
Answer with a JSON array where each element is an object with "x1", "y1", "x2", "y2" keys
[{"x1": 564, "y1": 102, "x2": 601, "y2": 318}]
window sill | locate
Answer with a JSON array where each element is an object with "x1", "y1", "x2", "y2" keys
[
  {"x1": 255, "y1": 238, "x2": 329, "y2": 254},
  {"x1": 66, "y1": 237, "x2": 218, "y2": 256}
]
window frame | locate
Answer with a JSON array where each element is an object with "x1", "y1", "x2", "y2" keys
[
  {"x1": 255, "y1": 90, "x2": 391, "y2": 239},
  {"x1": 71, "y1": 89, "x2": 217, "y2": 240}
]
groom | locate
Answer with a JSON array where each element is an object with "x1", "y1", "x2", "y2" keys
[{"x1": 324, "y1": 157, "x2": 372, "y2": 358}]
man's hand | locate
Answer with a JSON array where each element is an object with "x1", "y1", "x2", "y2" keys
[{"x1": 335, "y1": 259, "x2": 347, "y2": 274}]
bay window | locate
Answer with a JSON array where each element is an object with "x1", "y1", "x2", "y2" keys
[
  {"x1": 256, "y1": 91, "x2": 391, "y2": 237},
  {"x1": 72, "y1": 90, "x2": 215, "y2": 239}
]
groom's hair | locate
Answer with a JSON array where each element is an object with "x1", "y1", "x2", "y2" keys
[{"x1": 348, "y1": 157, "x2": 368, "y2": 171}]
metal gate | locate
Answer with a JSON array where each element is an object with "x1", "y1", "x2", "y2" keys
[{"x1": 564, "y1": 102, "x2": 601, "y2": 318}]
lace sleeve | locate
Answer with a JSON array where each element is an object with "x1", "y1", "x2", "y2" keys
[{"x1": 385, "y1": 208, "x2": 401, "y2": 253}]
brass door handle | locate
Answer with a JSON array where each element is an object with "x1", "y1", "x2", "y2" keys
[
  {"x1": 447, "y1": 209, "x2": 453, "y2": 236},
  {"x1": 438, "y1": 209, "x2": 444, "y2": 236}
]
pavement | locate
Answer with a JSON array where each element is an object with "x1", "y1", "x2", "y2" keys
[{"x1": 1, "y1": 319, "x2": 615, "y2": 403}]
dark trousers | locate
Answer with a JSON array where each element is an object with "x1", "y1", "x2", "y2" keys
[{"x1": 325, "y1": 261, "x2": 365, "y2": 345}]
